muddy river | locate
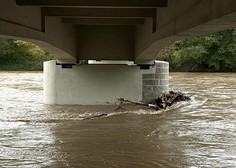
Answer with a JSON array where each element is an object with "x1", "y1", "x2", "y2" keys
[{"x1": 0, "y1": 72, "x2": 235, "y2": 167}]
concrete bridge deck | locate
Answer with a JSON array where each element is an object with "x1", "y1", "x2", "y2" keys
[{"x1": 0, "y1": 0, "x2": 236, "y2": 64}]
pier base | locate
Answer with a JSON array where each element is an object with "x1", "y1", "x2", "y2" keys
[{"x1": 43, "y1": 60, "x2": 169, "y2": 105}]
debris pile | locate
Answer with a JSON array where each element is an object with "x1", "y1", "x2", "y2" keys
[
  {"x1": 116, "y1": 91, "x2": 191, "y2": 111},
  {"x1": 83, "y1": 91, "x2": 191, "y2": 120}
]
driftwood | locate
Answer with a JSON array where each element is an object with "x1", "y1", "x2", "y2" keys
[
  {"x1": 82, "y1": 113, "x2": 108, "y2": 120},
  {"x1": 116, "y1": 91, "x2": 191, "y2": 111},
  {"x1": 83, "y1": 91, "x2": 191, "y2": 120},
  {"x1": 115, "y1": 98, "x2": 162, "y2": 111}
]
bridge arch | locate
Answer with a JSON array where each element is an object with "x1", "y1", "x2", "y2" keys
[
  {"x1": 135, "y1": 0, "x2": 236, "y2": 61},
  {"x1": 2, "y1": 0, "x2": 236, "y2": 64},
  {"x1": 0, "y1": 20, "x2": 76, "y2": 63}
]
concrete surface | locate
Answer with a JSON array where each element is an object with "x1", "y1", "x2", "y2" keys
[
  {"x1": 44, "y1": 60, "x2": 143, "y2": 105},
  {"x1": 0, "y1": 0, "x2": 236, "y2": 63},
  {"x1": 44, "y1": 60, "x2": 169, "y2": 105}
]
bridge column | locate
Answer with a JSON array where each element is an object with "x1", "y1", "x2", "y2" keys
[
  {"x1": 142, "y1": 61, "x2": 169, "y2": 103},
  {"x1": 43, "y1": 60, "x2": 169, "y2": 105}
]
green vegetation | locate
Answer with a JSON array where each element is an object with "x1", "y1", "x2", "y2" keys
[
  {"x1": 0, "y1": 39, "x2": 53, "y2": 71},
  {"x1": 167, "y1": 29, "x2": 236, "y2": 72}
]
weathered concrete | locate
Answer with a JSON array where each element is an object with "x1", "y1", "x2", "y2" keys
[
  {"x1": 142, "y1": 61, "x2": 169, "y2": 103},
  {"x1": 62, "y1": 18, "x2": 145, "y2": 25},
  {"x1": 1, "y1": 0, "x2": 236, "y2": 63},
  {"x1": 44, "y1": 60, "x2": 169, "y2": 105},
  {"x1": 16, "y1": 0, "x2": 168, "y2": 8},
  {"x1": 44, "y1": 60, "x2": 143, "y2": 105},
  {"x1": 77, "y1": 25, "x2": 135, "y2": 61}
]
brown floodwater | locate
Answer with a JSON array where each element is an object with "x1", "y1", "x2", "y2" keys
[{"x1": 0, "y1": 72, "x2": 236, "y2": 168}]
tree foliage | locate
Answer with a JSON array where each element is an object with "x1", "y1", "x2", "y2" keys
[
  {"x1": 168, "y1": 29, "x2": 236, "y2": 72},
  {"x1": 0, "y1": 39, "x2": 53, "y2": 71}
]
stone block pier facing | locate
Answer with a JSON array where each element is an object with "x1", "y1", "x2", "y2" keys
[{"x1": 142, "y1": 61, "x2": 169, "y2": 103}]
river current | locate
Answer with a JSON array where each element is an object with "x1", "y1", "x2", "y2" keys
[{"x1": 0, "y1": 72, "x2": 235, "y2": 168}]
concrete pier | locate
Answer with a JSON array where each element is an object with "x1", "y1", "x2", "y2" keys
[
  {"x1": 43, "y1": 60, "x2": 169, "y2": 105},
  {"x1": 44, "y1": 60, "x2": 142, "y2": 105}
]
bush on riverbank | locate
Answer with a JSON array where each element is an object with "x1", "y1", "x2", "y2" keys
[
  {"x1": 166, "y1": 29, "x2": 236, "y2": 72},
  {"x1": 0, "y1": 39, "x2": 53, "y2": 71}
]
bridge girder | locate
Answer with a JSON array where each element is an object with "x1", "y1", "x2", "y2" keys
[
  {"x1": 62, "y1": 18, "x2": 145, "y2": 25},
  {"x1": 16, "y1": 0, "x2": 168, "y2": 8},
  {"x1": 41, "y1": 7, "x2": 156, "y2": 31}
]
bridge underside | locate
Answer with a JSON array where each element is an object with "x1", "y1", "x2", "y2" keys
[
  {"x1": 12, "y1": 0, "x2": 168, "y2": 64},
  {"x1": 0, "y1": 0, "x2": 235, "y2": 64}
]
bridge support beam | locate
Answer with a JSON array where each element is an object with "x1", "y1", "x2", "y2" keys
[{"x1": 43, "y1": 60, "x2": 169, "y2": 105}]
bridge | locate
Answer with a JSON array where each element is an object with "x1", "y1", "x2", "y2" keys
[{"x1": 1, "y1": 0, "x2": 236, "y2": 104}]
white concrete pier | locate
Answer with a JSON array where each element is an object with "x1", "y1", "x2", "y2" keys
[{"x1": 44, "y1": 60, "x2": 169, "y2": 105}]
